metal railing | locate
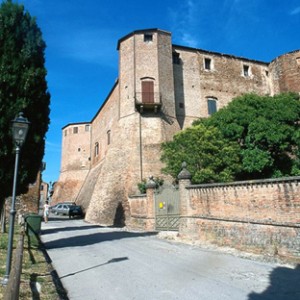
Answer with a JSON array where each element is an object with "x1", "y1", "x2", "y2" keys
[{"x1": 135, "y1": 92, "x2": 161, "y2": 104}]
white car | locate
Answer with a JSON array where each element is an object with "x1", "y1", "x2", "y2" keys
[{"x1": 55, "y1": 204, "x2": 72, "y2": 215}]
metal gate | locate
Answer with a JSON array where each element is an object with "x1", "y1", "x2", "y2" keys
[{"x1": 155, "y1": 185, "x2": 180, "y2": 231}]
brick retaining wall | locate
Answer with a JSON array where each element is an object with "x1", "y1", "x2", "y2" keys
[{"x1": 179, "y1": 177, "x2": 300, "y2": 262}]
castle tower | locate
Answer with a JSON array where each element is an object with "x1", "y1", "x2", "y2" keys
[
  {"x1": 269, "y1": 50, "x2": 300, "y2": 94},
  {"x1": 52, "y1": 123, "x2": 91, "y2": 203},
  {"x1": 117, "y1": 29, "x2": 177, "y2": 119},
  {"x1": 116, "y1": 29, "x2": 181, "y2": 184}
]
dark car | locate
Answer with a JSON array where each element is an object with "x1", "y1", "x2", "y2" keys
[{"x1": 69, "y1": 205, "x2": 84, "y2": 218}]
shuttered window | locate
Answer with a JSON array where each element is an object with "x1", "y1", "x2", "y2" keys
[
  {"x1": 207, "y1": 98, "x2": 217, "y2": 115},
  {"x1": 142, "y1": 81, "x2": 154, "y2": 103}
]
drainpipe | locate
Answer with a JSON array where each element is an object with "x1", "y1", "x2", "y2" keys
[{"x1": 139, "y1": 113, "x2": 143, "y2": 181}]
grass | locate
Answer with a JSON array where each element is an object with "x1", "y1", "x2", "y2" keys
[{"x1": 0, "y1": 222, "x2": 64, "y2": 299}]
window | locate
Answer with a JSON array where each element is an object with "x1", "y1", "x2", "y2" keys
[
  {"x1": 204, "y1": 58, "x2": 211, "y2": 70},
  {"x1": 207, "y1": 98, "x2": 217, "y2": 115},
  {"x1": 144, "y1": 34, "x2": 153, "y2": 42},
  {"x1": 173, "y1": 52, "x2": 180, "y2": 64},
  {"x1": 107, "y1": 130, "x2": 111, "y2": 145},
  {"x1": 73, "y1": 127, "x2": 78, "y2": 134},
  {"x1": 85, "y1": 125, "x2": 90, "y2": 132},
  {"x1": 64, "y1": 130, "x2": 67, "y2": 137},
  {"x1": 94, "y1": 142, "x2": 99, "y2": 156},
  {"x1": 243, "y1": 65, "x2": 249, "y2": 77}
]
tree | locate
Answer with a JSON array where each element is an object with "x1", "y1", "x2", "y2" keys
[
  {"x1": 197, "y1": 93, "x2": 300, "y2": 179},
  {"x1": 0, "y1": 1, "x2": 50, "y2": 212},
  {"x1": 161, "y1": 124, "x2": 241, "y2": 183}
]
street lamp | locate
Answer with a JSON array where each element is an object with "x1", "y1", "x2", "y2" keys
[{"x1": 2, "y1": 113, "x2": 30, "y2": 285}]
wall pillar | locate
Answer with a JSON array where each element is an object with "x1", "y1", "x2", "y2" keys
[
  {"x1": 145, "y1": 176, "x2": 156, "y2": 231},
  {"x1": 178, "y1": 162, "x2": 192, "y2": 237}
]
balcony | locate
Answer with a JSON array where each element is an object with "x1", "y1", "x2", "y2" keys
[{"x1": 135, "y1": 92, "x2": 162, "y2": 113}]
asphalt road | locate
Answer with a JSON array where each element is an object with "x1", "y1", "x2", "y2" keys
[{"x1": 40, "y1": 217, "x2": 300, "y2": 300}]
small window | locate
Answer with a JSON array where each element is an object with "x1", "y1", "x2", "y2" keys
[
  {"x1": 144, "y1": 34, "x2": 153, "y2": 42},
  {"x1": 243, "y1": 65, "x2": 249, "y2": 77},
  {"x1": 73, "y1": 127, "x2": 78, "y2": 134},
  {"x1": 207, "y1": 98, "x2": 217, "y2": 115},
  {"x1": 85, "y1": 125, "x2": 90, "y2": 132},
  {"x1": 204, "y1": 58, "x2": 211, "y2": 70},
  {"x1": 64, "y1": 130, "x2": 67, "y2": 137},
  {"x1": 173, "y1": 52, "x2": 180, "y2": 64},
  {"x1": 94, "y1": 142, "x2": 99, "y2": 156},
  {"x1": 107, "y1": 130, "x2": 111, "y2": 145},
  {"x1": 78, "y1": 148, "x2": 81, "y2": 152},
  {"x1": 265, "y1": 70, "x2": 269, "y2": 77}
]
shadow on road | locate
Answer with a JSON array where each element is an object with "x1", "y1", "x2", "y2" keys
[
  {"x1": 60, "y1": 257, "x2": 129, "y2": 279},
  {"x1": 248, "y1": 264, "x2": 300, "y2": 300},
  {"x1": 42, "y1": 224, "x2": 101, "y2": 235},
  {"x1": 43, "y1": 230, "x2": 158, "y2": 249}
]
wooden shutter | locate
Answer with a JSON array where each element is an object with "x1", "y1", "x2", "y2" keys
[{"x1": 142, "y1": 81, "x2": 154, "y2": 103}]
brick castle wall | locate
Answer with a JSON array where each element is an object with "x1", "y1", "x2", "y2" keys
[
  {"x1": 179, "y1": 177, "x2": 300, "y2": 262},
  {"x1": 54, "y1": 29, "x2": 300, "y2": 226}
]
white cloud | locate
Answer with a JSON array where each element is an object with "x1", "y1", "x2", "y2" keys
[
  {"x1": 45, "y1": 141, "x2": 61, "y2": 153},
  {"x1": 181, "y1": 33, "x2": 198, "y2": 48},
  {"x1": 290, "y1": 6, "x2": 300, "y2": 15},
  {"x1": 168, "y1": 0, "x2": 202, "y2": 48}
]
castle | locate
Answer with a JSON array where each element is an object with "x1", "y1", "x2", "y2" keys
[{"x1": 52, "y1": 29, "x2": 300, "y2": 226}]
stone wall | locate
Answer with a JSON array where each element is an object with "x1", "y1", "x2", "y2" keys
[
  {"x1": 128, "y1": 194, "x2": 147, "y2": 229},
  {"x1": 133, "y1": 174, "x2": 300, "y2": 262},
  {"x1": 269, "y1": 50, "x2": 300, "y2": 94},
  {"x1": 173, "y1": 47, "x2": 271, "y2": 129},
  {"x1": 179, "y1": 176, "x2": 300, "y2": 262},
  {"x1": 128, "y1": 182, "x2": 156, "y2": 231},
  {"x1": 51, "y1": 169, "x2": 89, "y2": 205}
]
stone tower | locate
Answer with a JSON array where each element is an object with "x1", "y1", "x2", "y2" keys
[{"x1": 52, "y1": 123, "x2": 91, "y2": 203}]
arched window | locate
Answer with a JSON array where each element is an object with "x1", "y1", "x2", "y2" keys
[{"x1": 207, "y1": 97, "x2": 217, "y2": 115}]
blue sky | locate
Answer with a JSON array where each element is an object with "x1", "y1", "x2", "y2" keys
[{"x1": 13, "y1": 0, "x2": 300, "y2": 184}]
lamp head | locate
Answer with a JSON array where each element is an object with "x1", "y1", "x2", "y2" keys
[{"x1": 11, "y1": 112, "x2": 30, "y2": 147}]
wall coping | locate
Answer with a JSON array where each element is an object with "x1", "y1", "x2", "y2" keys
[
  {"x1": 186, "y1": 176, "x2": 300, "y2": 189},
  {"x1": 181, "y1": 215, "x2": 300, "y2": 229},
  {"x1": 128, "y1": 194, "x2": 146, "y2": 199}
]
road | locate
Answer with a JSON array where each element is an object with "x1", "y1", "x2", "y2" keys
[{"x1": 41, "y1": 218, "x2": 300, "y2": 300}]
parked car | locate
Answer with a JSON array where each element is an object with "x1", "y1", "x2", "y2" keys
[
  {"x1": 50, "y1": 203, "x2": 60, "y2": 214},
  {"x1": 69, "y1": 205, "x2": 84, "y2": 218},
  {"x1": 55, "y1": 204, "x2": 72, "y2": 215},
  {"x1": 50, "y1": 202, "x2": 75, "y2": 214}
]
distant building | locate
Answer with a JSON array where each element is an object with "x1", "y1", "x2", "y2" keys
[
  {"x1": 39, "y1": 181, "x2": 48, "y2": 207},
  {"x1": 52, "y1": 29, "x2": 300, "y2": 226}
]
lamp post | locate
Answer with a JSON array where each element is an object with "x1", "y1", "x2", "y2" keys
[{"x1": 2, "y1": 113, "x2": 30, "y2": 285}]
